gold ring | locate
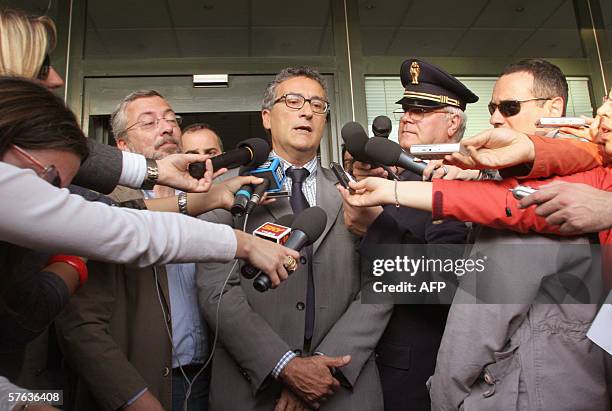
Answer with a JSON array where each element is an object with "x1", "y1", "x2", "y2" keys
[{"x1": 284, "y1": 256, "x2": 297, "y2": 272}]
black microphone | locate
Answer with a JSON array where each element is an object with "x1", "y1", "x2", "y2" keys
[
  {"x1": 341, "y1": 121, "x2": 370, "y2": 162},
  {"x1": 276, "y1": 214, "x2": 295, "y2": 227},
  {"x1": 230, "y1": 167, "x2": 254, "y2": 217},
  {"x1": 252, "y1": 207, "x2": 327, "y2": 292},
  {"x1": 241, "y1": 214, "x2": 295, "y2": 279},
  {"x1": 341, "y1": 121, "x2": 399, "y2": 180},
  {"x1": 365, "y1": 137, "x2": 427, "y2": 176},
  {"x1": 372, "y1": 115, "x2": 392, "y2": 138},
  {"x1": 189, "y1": 137, "x2": 270, "y2": 179}
]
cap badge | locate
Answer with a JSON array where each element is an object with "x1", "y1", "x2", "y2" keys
[{"x1": 410, "y1": 61, "x2": 420, "y2": 85}]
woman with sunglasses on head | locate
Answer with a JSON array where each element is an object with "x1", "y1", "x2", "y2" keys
[
  {"x1": 0, "y1": 7, "x2": 220, "y2": 195},
  {"x1": 0, "y1": 7, "x2": 265, "y2": 218}
]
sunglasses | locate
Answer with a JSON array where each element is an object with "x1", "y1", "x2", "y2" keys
[
  {"x1": 37, "y1": 54, "x2": 51, "y2": 80},
  {"x1": 10, "y1": 144, "x2": 61, "y2": 187},
  {"x1": 487, "y1": 98, "x2": 550, "y2": 117}
]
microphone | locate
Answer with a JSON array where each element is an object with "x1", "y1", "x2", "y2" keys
[
  {"x1": 341, "y1": 121, "x2": 370, "y2": 162},
  {"x1": 231, "y1": 167, "x2": 254, "y2": 216},
  {"x1": 253, "y1": 207, "x2": 327, "y2": 292},
  {"x1": 365, "y1": 137, "x2": 427, "y2": 176},
  {"x1": 241, "y1": 214, "x2": 295, "y2": 279},
  {"x1": 189, "y1": 137, "x2": 270, "y2": 179},
  {"x1": 341, "y1": 121, "x2": 399, "y2": 180},
  {"x1": 372, "y1": 115, "x2": 392, "y2": 138},
  {"x1": 245, "y1": 157, "x2": 285, "y2": 214}
]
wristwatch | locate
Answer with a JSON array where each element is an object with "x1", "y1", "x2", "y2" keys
[{"x1": 141, "y1": 158, "x2": 159, "y2": 190}]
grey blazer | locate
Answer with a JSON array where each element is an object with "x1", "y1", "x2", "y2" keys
[
  {"x1": 56, "y1": 187, "x2": 174, "y2": 411},
  {"x1": 197, "y1": 164, "x2": 392, "y2": 410},
  {"x1": 72, "y1": 140, "x2": 122, "y2": 194}
]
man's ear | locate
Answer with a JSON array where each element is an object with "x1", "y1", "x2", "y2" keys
[
  {"x1": 116, "y1": 138, "x2": 129, "y2": 152},
  {"x1": 446, "y1": 113, "x2": 461, "y2": 141},
  {"x1": 261, "y1": 109, "x2": 272, "y2": 131},
  {"x1": 547, "y1": 96, "x2": 565, "y2": 117}
]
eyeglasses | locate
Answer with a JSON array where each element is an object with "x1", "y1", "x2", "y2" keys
[
  {"x1": 122, "y1": 115, "x2": 182, "y2": 134},
  {"x1": 393, "y1": 107, "x2": 447, "y2": 122},
  {"x1": 487, "y1": 98, "x2": 550, "y2": 117},
  {"x1": 37, "y1": 54, "x2": 51, "y2": 80},
  {"x1": 10, "y1": 144, "x2": 61, "y2": 187},
  {"x1": 273, "y1": 93, "x2": 330, "y2": 114}
]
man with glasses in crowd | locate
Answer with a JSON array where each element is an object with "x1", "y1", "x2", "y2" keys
[
  {"x1": 428, "y1": 59, "x2": 607, "y2": 410},
  {"x1": 340, "y1": 58, "x2": 476, "y2": 410},
  {"x1": 57, "y1": 90, "x2": 212, "y2": 411},
  {"x1": 197, "y1": 66, "x2": 391, "y2": 410}
]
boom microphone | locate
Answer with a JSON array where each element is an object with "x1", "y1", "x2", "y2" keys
[
  {"x1": 365, "y1": 137, "x2": 427, "y2": 176},
  {"x1": 253, "y1": 207, "x2": 327, "y2": 292},
  {"x1": 372, "y1": 115, "x2": 392, "y2": 138},
  {"x1": 189, "y1": 137, "x2": 270, "y2": 179}
]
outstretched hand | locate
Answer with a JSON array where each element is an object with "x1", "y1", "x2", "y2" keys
[
  {"x1": 157, "y1": 155, "x2": 227, "y2": 193},
  {"x1": 519, "y1": 181, "x2": 612, "y2": 235},
  {"x1": 444, "y1": 128, "x2": 535, "y2": 170},
  {"x1": 342, "y1": 177, "x2": 395, "y2": 208}
]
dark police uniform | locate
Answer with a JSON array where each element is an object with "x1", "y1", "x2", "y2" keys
[{"x1": 362, "y1": 58, "x2": 478, "y2": 411}]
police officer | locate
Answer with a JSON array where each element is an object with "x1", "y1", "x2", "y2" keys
[{"x1": 342, "y1": 58, "x2": 478, "y2": 410}]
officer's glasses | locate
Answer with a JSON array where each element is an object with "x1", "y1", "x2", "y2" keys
[
  {"x1": 487, "y1": 98, "x2": 550, "y2": 117},
  {"x1": 273, "y1": 93, "x2": 330, "y2": 115},
  {"x1": 393, "y1": 107, "x2": 447, "y2": 121}
]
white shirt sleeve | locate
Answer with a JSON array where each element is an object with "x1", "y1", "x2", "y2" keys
[
  {"x1": 0, "y1": 162, "x2": 236, "y2": 268},
  {"x1": 0, "y1": 376, "x2": 29, "y2": 411},
  {"x1": 118, "y1": 151, "x2": 147, "y2": 188}
]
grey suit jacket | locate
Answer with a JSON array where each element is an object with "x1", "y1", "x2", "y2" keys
[
  {"x1": 72, "y1": 139, "x2": 122, "y2": 194},
  {"x1": 197, "y1": 164, "x2": 392, "y2": 410}
]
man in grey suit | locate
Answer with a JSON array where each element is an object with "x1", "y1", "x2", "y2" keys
[{"x1": 197, "y1": 67, "x2": 392, "y2": 410}]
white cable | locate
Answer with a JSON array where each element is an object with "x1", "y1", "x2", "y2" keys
[
  {"x1": 155, "y1": 213, "x2": 250, "y2": 411},
  {"x1": 343, "y1": 0, "x2": 356, "y2": 121},
  {"x1": 586, "y1": 0, "x2": 608, "y2": 93}
]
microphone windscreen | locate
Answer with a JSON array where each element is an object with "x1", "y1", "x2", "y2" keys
[
  {"x1": 292, "y1": 207, "x2": 327, "y2": 245},
  {"x1": 364, "y1": 137, "x2": 402, "y2": 165},
  {"x1": 276, "y1": 214, "x2": 295, "y2": 228},
  {"x1": 239, "y1": 138, "x2": 271, "y2": 168},
  {"x1": 341, "y1": 122, "x2": 370, "y2": 162},
  {"x1": 372, "y1": 115, "x2": 392, "y2": 137}
]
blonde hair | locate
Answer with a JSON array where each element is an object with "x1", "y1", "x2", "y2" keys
[{"x1": 0, "y1": 8, "x2": 57, "y2": 79}]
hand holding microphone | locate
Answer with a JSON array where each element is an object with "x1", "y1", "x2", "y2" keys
[
  {"x1": 241, "y1": 214, "x2": 295, "y2": 279},
  {"x1": 252, "y1": 207, "x2": 327, "y2": 292},
  {"x1": 233, "y1": 230, "x2": 300, "y2": 289},
  {"x1": 189, "y1": 137, "x2": 271, "y2": 179}
]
